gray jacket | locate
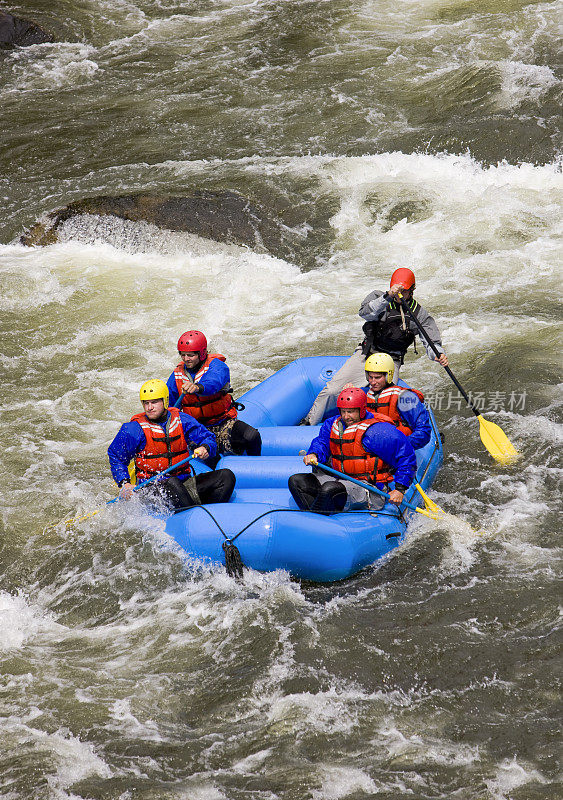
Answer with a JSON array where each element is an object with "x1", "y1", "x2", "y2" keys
[{"x1": 359, "y1": 290, "x2": 445, "y2": 360}]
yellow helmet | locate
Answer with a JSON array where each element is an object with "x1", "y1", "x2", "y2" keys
[
  {"x1": 139, "y1": 379, "x2": 169, "y2": 409},
  {"x1": 364, "y1": 353, "x2": 395, "y2": 384}
]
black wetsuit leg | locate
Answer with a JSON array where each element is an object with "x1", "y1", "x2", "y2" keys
[
  {"x1": 140, "y1": 471, "x2": 235, "y2": 512},
  {"x1": 288, "y1": 472, "x2": 322, "y2": 510},
  {"x1": 317, "y1": 480, "x2": 347, "y2": 513},
  {"x1": 230, "y1": 420, "x2": 262, "y2": 456},
  {"x1": 288, "y1": 473, "x2": 347, "y2": 514},
  {"x1": 142, "y1": 476, "x2": 194, "y2": 512},
  {"x1": 194, "y1": 468, "x2": 236, "y2": 504}
]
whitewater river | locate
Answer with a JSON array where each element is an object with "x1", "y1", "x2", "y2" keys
[{"x1": 0, "y1": 1, "x2": 561, "y2": 798}]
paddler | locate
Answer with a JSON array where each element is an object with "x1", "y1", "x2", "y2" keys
[
  {"x1": 305, "y1": 268, "x2": 449, "y2": 425},
  {"x1": 166, "y1": 330, "x2": 261, "y2": 465},
  {"x1": 108, "y1": 379, "x2": 235, "y2": 511},
  {"x1": 348, "y1": 352, "x2": 431, "y2": 450},
  {"x1": 289, "y1": 387, "x2": 416, "y2": 514}
]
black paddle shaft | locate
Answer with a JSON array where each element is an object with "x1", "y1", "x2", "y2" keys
[{"x1": 398, "y1": 296, "x2": 480, "y2": 419}]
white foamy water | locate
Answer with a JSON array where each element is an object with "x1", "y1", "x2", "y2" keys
[
  {"x1": 4, "y1": 43, "x2": 101, "y2": 93},
  {"x1": 0, "y1": 591, "x2": 64, "y2": 650},
  {"x1": 0, "y1": 0, "x2": 561, "y2": 794}
]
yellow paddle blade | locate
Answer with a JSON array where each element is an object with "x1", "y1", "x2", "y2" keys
[
  {"x1": 63, "y1": 508, "x2": 104, "y2": 526},
  {"x1": 413, "y1": 483, "x2": 484, "y2": 533},
  {"x1": 415, "y1": 483, "x2": 444, "y2": 514},
  {"x1": 43, "y1": 507, "x2": 104, "y2": 534},
  {"x1": 477, "y1": 415, "x2": 520, "y2": 465},
  {"x1": 413, "y1": 505, "x2": 442, "y2": 521}
]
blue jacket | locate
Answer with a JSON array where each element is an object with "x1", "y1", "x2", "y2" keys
[
  {"x1": 307, "y1": 411, "x2": 417, "y2": 490},
  {"x1": 360, "y1": 385, "x2": 431, "y2": 450},
  {"x1": 107, "y1": 410, "x2": 217, "y2": 486},
  {"x1": 167, "y1": 358, "x2": 231, "y2": 410}
]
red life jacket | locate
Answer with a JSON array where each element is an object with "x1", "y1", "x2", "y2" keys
[
  {"x1": 131, "y1": 407, "x2": 191, "y2": 483},
  {"x1": 173, "y1": 354, "x2": 237, "y2": 426},
  {"x1": 366, "y1": 385, "x2": 425, "y2": 436},
  {"x1": 329, "y1": 414, "x2": 396, "y2": 485}
]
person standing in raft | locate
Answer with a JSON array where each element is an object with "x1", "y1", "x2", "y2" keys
[
  {"x1": 289, "y1": 387, "x2": 417, "y2": 515},
  {"x1": 305, "y1": 268, "x2": 449, "y2": 425},
  {"x1": 108, "y1": 379, "x2": 235, "y2": 512},
  {"x1": 357, "y1": 352, "x2": 431, "y2": 451},
  {"x1": 166, "y1": 330, "x2": 261, "y2": 466}
]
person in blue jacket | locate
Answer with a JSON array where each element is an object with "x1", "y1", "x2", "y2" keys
[
  {"x1": 355, "y1": 352, "x2": 431, "y2": 450},
  {"x1": 166, "y1": 330, "x2": 261, "y2": 464},
  {"x1": 108, "y1": 379, "x2": 235, "y2": 513},
  {"x1": 288, "y1": 387, "x2": 417, "y2": 514}
]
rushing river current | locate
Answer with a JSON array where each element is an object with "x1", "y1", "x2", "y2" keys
[{"x1": 1, "y1": 2, "x2": 561, "y2": 799}]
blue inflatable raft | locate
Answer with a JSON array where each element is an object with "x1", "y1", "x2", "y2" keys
[{"x1": 165, "y1": 357, "x2": 443, "y2": 582}]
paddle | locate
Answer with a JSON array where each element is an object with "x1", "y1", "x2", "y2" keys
[
  {"x1": 48, "y1": 454, "x2": 195, "y2": 530},
  {"x1": 173, "y1": 392, "x2": 185, "y2": 408},
  {"x1": 397, "y1": 294, "x2": 520, "y2": 465},
  {"x1": 314, "y1": 461, "x2": 444, "y2": 520}
]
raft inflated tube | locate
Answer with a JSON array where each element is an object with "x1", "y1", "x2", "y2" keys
[
  {"x1": 237, "y1": 356, "x2": 347, "y2": 427},
  {"x1": 216, "y1": 455, "x2": 308, "y2": 488},
  {"x1": 256, "y1": 426, "x2": 321, "y2": 456},
  {"x1": 165, "y1": 500, "x2": 405, "y2": 582}
]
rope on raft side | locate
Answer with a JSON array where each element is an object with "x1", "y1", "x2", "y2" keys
[
  {"x1": 222, "y1": 540, "x2": 244, "y2": 580},
  {"x1": 173, "y1": 505, "x2": 406, "y2": 580}
]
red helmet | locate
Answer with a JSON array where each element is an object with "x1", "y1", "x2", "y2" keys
[
  {"x1": 390, "y1": 267, "x2": 416, "y2": 291},
  {"x1": 337, "y1": 387, "x2": 367, "y2": 419},
  {"x1": 177, "y1": 330, "x2": 207, "y2": 361}
]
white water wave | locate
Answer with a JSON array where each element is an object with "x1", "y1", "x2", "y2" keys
[
  {"x1": 2, "y1": 719, "x2": 112, "y2": 795},
  {"x1": 485, "y1": 756, "x2": 547, "y2": 799},
  {"x1": 0, "y1": 591, "x2": 66, "y2": 650},
  {"x1": 498, "y1": 60, "x2": 558, "y2": 109},
  {"x1": 5, "y1": 43, "x2": 101, "y2": 92},
  {"x1": 312, "y1": 765, "x2": 377, "y2": 799}
]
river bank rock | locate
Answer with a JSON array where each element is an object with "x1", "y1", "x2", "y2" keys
[
  {"x1": 0, "y1": 11, "x2": 54, "y2": 48},
  {"x1": 21, "y1": 190, "x2": 298, "y2": 260}
]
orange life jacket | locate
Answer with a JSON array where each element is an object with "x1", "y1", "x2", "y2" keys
[
  {"x1": 173, "y1": 353, "x2": 237, "y2": 426},
  {"x1": 329, "y1": 414, "x2": 396, "y2": 485},
  {"x1": 131, "y1": 407, "x2": 191, "y2": 483},
  {"x1": 366, "y1": 385, "x2": 425, "y2": 436}
]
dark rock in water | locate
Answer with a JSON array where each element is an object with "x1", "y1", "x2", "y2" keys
[
  {"x1": 21, "y1": 191, "x2": 291, "y2": 259},
  {"x1": 0, "y1": 11, "x2": 54, "y2": 48}
]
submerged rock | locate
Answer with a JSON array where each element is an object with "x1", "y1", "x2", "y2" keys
[
  {"x1": 0, "y1": 11, "x2": 54, "y2": 48},
  {"x1": 21, "y1": 190, "x2": 292, "y2": 259}
]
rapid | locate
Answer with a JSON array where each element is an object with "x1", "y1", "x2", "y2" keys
[{"x1": 0, "y1": 1, "x2": 561, "y2": 799}]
